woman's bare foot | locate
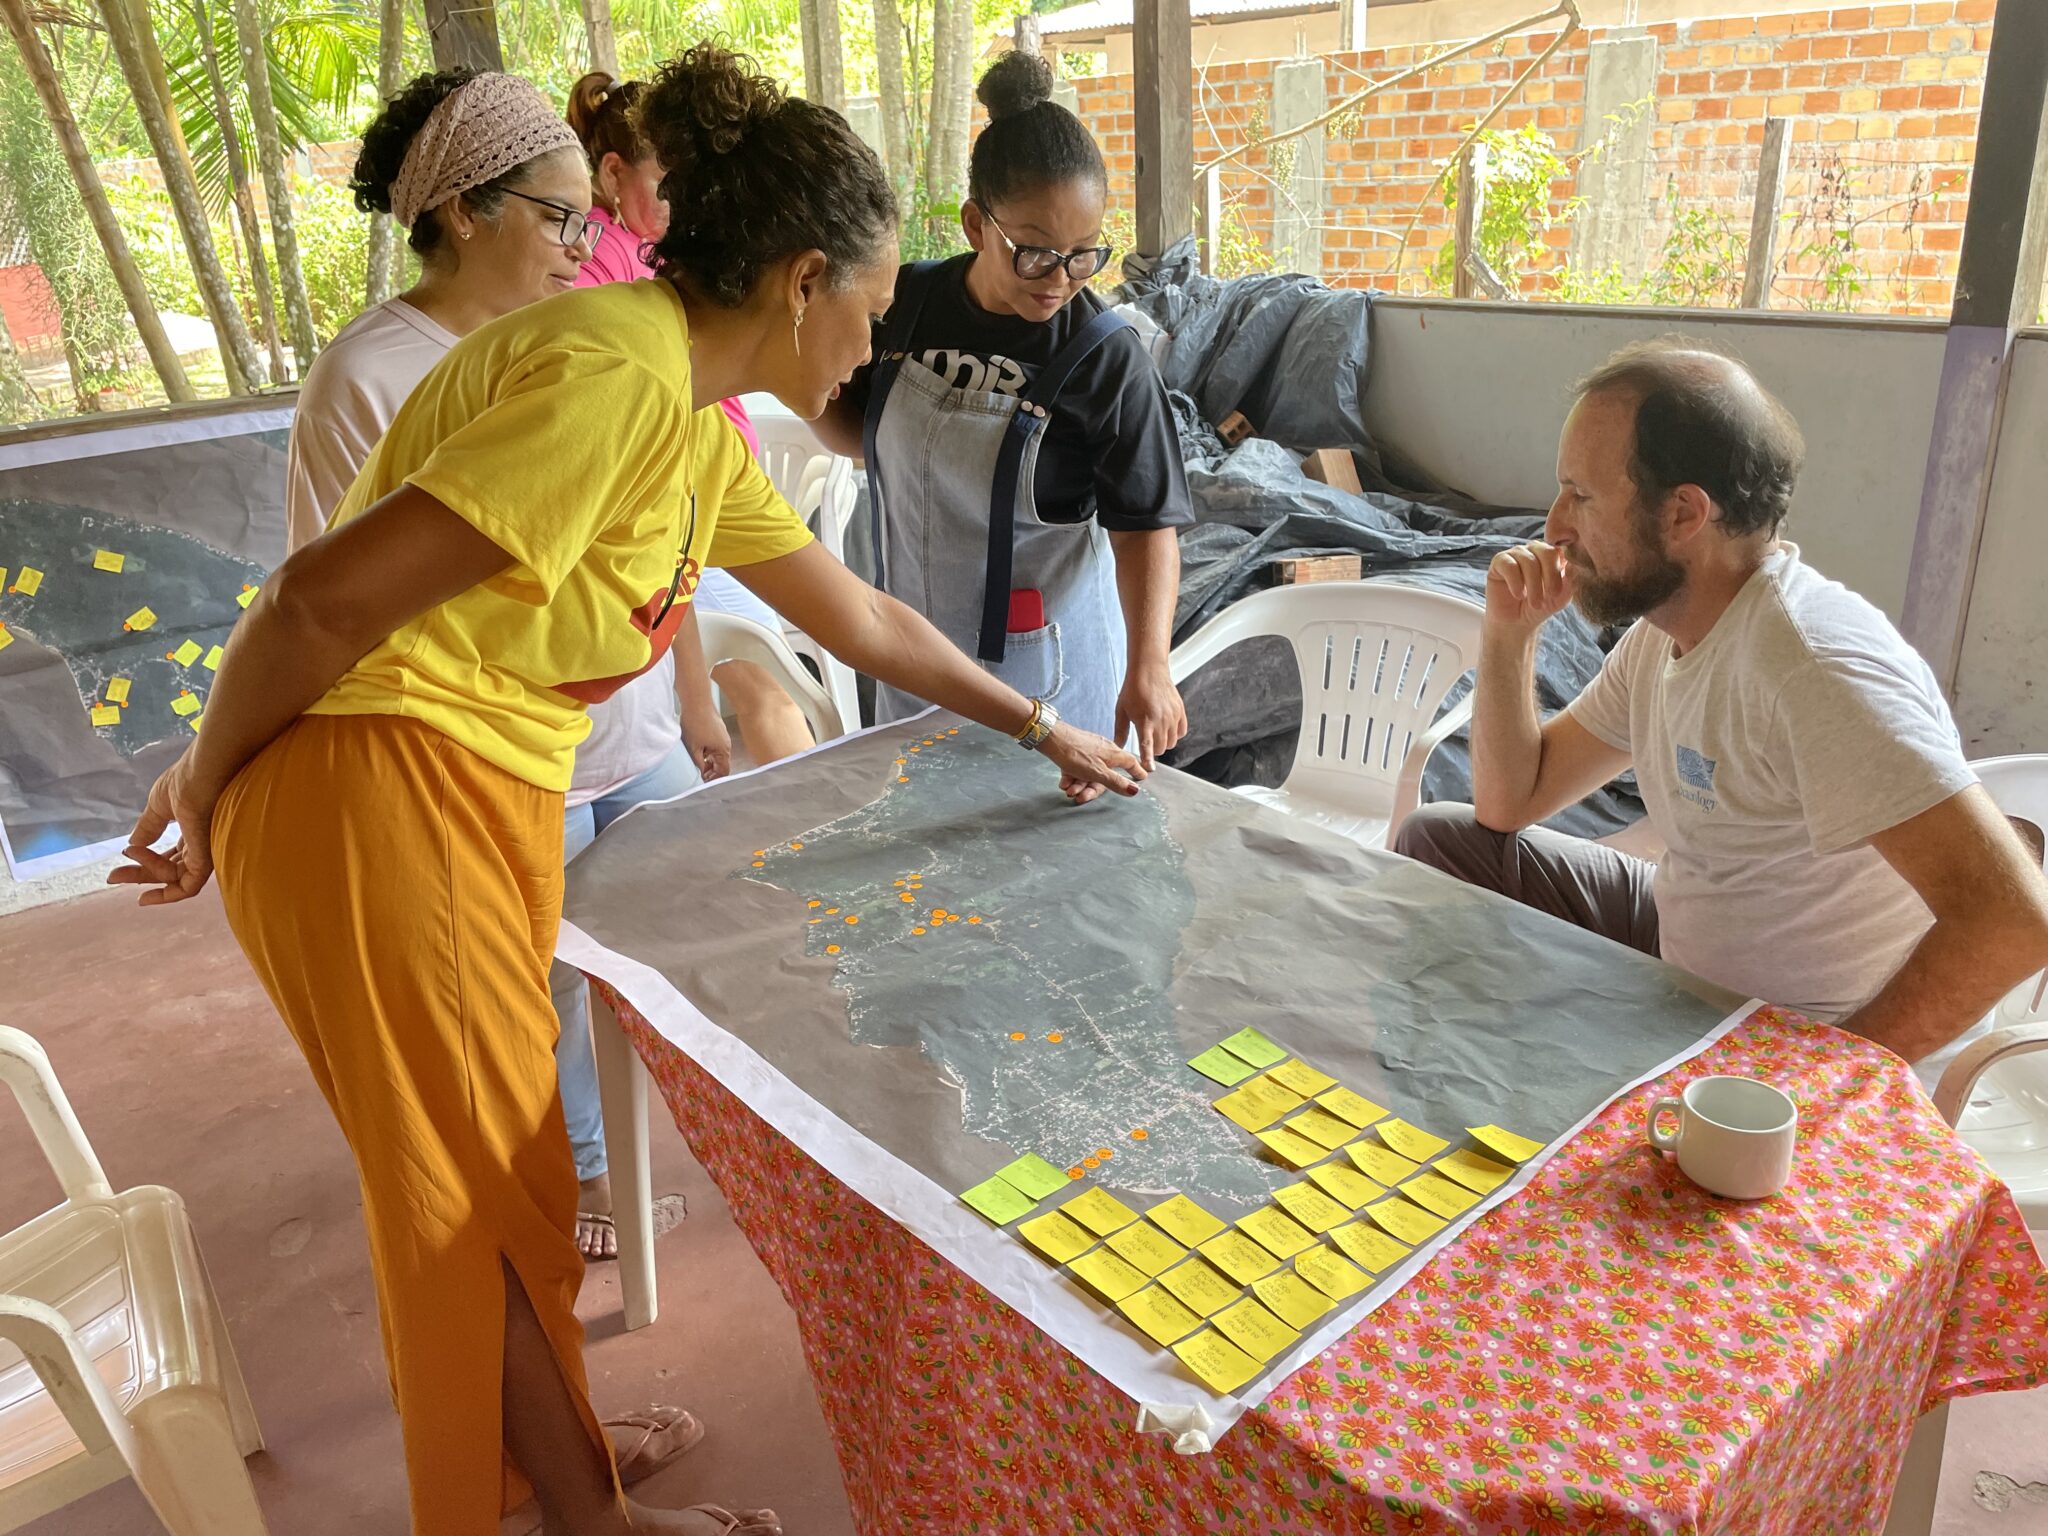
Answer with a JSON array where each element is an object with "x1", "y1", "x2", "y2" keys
[{"x1": 577, "y1": 1173, "x2": 617, "y2": 1260}]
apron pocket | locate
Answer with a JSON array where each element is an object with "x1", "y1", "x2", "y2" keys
[{"x1": 991, "y1": 622, "x2": 1065, "y2": 703}]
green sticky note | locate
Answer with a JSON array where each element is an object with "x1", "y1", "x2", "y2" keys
[
  {"x1": 961, "y1": 1175, "x2": 1035, "y2": 1226},
  {"x1": 1188, "y1": 1044, "x2": 1258, "y2": 1086},
  {"x1": 995, "y1": 1153, "x2": 1069, "y2": 1201},
  {"x1": 1217, "y1": 1027, "x2": 1289, "y2": 1069}
]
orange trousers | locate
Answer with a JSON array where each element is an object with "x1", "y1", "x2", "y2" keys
[{"x1": 214, "y1": 714, "x2": 610, "y2": 1533}]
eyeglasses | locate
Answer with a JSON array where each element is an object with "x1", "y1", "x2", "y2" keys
[
  {"x1": 977, "y1": 203, "x2": 1113, "y2": 282},
  {"x1": 501, "y1": 187, "x2": 605, "y2": 253}
]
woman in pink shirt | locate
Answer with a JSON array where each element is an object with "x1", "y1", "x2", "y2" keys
[{"x1": 569, "y1": 71, "x2": 816, "y2": 769}]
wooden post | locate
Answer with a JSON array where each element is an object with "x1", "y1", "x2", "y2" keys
[
  {"x1": 1338, "y1": 0, "x2": 1368, "y2": 52},
  {"x1": 1902, "y1": 0, "x2": 2048, "y2": 688},
  {"x1": 423, "y1": 0, "x2": 501, "y2": 72},
  {"x1": 1132, "y1": 0, "x2": 1194, "y2": 259},
  {"x1": 1452, "y1": 142, "x2": 1488, "y2": 299},
  {"x1": 1740, "y1": 117, "x2": 1791, "y2": 309},
  {"x1": 1015, "y1": 12, "x2": 1040, "y2": 58}
]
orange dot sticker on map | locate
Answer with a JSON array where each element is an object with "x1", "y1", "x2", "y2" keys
[
  {"x1": 105, "y1": 676, "x2": 131, "y2": 705},
  {"x1": 125, "y1": 606, "x2": 157, "y2": 632},
  {"x1": 900, "y1": 893, "x2": 916, "y2": 903},
  {"x1": 92, "y1": 550, "x2": 126, "y2": 573},
  {"x1": 90, "y1": 704, "x2": 120, "y2": 727},
  {"x1": 236, "y1": 584, "x2": 258, "y2": 608},
  {"x1": 1045, "y1": 1032, "x2": 1064, "y2": 1043},
  {"x1": 1009, "y1": 1031, "x2": 1026, "y2": 1041},
  {"x1": 825, "y1": 944, "x2": 841, "y2": 955},
  {"x1": 12, "y1": 567, "x2": 43, "y2": 595},
  {"x1": 807, "y1": 899, "x2": 821, "y2": 908}
]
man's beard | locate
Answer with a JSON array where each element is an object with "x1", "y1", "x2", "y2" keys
[{"x1": 1567, "y1": 517, "x2": 1685, "y2": 628}]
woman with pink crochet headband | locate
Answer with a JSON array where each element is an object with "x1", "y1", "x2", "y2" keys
[{"x1": 116, "y1": 44, "x2": 1145, "y2": 1536}]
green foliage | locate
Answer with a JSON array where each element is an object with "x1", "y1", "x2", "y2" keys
[{"x1": 1432, "y1": 124, "x2": 1580, "y2": 293}]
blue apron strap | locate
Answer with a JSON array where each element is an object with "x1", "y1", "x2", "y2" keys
[
  {"x1": 976, "y1": 307, "x2": 1135, "y2": 664},
  {"x1": 863, "y1": 261, "x2": 948, "y2": 593}
]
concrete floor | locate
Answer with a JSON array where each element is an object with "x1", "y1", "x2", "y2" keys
[{"x1": 1, "y1": 885, "x2": 2043, "y2": 1535}]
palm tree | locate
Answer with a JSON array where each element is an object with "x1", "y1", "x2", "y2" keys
[
  {"x1": 230, "y1": 0, "x2": 322, "y2": 368},
  {"x1": 0, "y1": 0, "x2": 196, "y2": 402},
  {"x1": 96, "y1": 0, "x2": 268, "y2": 390}
]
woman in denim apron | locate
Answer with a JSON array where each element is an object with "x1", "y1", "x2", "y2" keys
[{"x1": 818, "y1": 52, "x2": 1193, "y2": 762}]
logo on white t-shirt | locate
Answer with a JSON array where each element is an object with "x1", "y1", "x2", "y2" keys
[{"x1": 1674, "y1": 743, "x2": 1719, "y2": 811}]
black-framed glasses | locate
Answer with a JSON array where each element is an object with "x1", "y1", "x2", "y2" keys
[
  {"x1": 502, "y1": 187, "x2": 605, "y2": 252},
  {"x1": 977, "y1": 203, "x2": 1112, "y2": 282}
]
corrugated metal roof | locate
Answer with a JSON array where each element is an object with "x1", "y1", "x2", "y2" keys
[{"x1": 1041, "y1": 0, "x2": 1328, "y2": 38}]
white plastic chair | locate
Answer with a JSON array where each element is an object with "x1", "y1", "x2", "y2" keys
[
  {"x1": 750, "y1": 414, "x2": 829, "y2": 507},
  {"x1": 1170, "y1": 580, "x2": 1486, "y2": 849},
  {"x1": 0, "y1": 1027, "x2": 266, "y2": 1534},
  {"x1": 781, "y1": 457, "x2": 863, "y2": 732},
  {"x1": 696, "y1": 610, "x2": 846, "y2": 748},
  {"x1": 1932, "y1": 753, "x2": 2048, "y2": 1233}
]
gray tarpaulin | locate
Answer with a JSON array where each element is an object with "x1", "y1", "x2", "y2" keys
[{"x1": 1115, "y1": 240, "x2": 1639, "y2": 838}]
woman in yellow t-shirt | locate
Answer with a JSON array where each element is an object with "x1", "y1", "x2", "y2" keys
[{"x1": 110, "y1": 46, "x2": 1140, "y2": 1536}]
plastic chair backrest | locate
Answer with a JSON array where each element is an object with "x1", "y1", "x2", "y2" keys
[
  {"x1": 791, "y1": 456, "x2": 858, "y2": 564},
  {"x1": 0, "y1": 1027, "x2": 110, "y2": 1207},
  {"x1": 696, "y1": 611, "x2": 846, "y2": 745},
  {"x1": 1173, "y1": 581, "x2": 1484, "y2": 819},
  {"x1": 751, "y1": 416, "x2": 827, "y2": 506}
]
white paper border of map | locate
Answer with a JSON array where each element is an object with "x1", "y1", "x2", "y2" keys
[
  {"x1": 0, "y1": 406, "x2": 296, "y2": 473},
  {"x1": 558, "y1": 711, "x2": 1761, "y2": 1446}
]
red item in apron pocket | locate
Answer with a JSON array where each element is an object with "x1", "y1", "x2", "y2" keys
[{"x1": 1007, "y1": 589, "x2": 1047, "y2": 632}]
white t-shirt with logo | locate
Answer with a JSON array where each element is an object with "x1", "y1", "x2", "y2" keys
[{"x1": 1563, "y1": 545, "x2": 1978, "y2": 1084}]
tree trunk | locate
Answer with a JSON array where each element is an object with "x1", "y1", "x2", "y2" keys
[
  {"x1": 423, "y1": 0, "x2": 501, "y2": 71},
  {"x1": 0, "y1": 0, "x2": 196, "y2": 401},
  {"x1": 925, "y1": 0, "x2": 973, "y2": 238},
  {"x1": 365, "y1": 0, "x2": 405, "y2": 305},
  {"x1": 188, "y1": 0, "x2": 288, "y2": 381},
  {"x1": 229, "y1": 0, "x2": 319, "y2": 370},
  {"x1": 797, "y1": 0, "x2": 844, "y2": 111},
  {"x1": 580, "y1": 0, "x2": 615, "y2": 76},
  {"x1": 873, "y1": 0, "x2": 911, "y2": 194},
  {"x1": 95, "y1": 0, "x2": 266, "y2": 391}
]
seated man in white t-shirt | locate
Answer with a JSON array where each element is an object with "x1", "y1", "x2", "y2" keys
[{"x1": 1394, "y1": 341, "x2": 2048, "y2": 1089}]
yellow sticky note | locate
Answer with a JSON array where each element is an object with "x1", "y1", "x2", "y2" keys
[
  {"x1": 1265, "y1": 1058, "x2": 1337, "y2": 1097},
  {"x1": 1069, "y1": 1245, "x2": 1150, "y2": 1302},
  {"x1": 1062, "y1": 1186, "x2": 1140, "y2": 1236},
  {"x1": 1271, "y1": 1181, "x2": 1354, "y2": 1233},
  {"x1": 1308, "y1": 1162, "x2": 1384, "y2": 1209},
  {"x1": 1330, "y1": 1221, "x2": 1414, "y2": 1274},
  {"x1": 1216, "y1": 1026, "x2": 1288, "y2": 1069},
  {"x1": 1347, "y1": 1139, "x2": 1422, "y2": 1187},
  {"x1": 92, "y1": 549, "x2": 125, "y2": 573},
  {"x1": 1401, "y1": 1170, "x2": 1483, "y2": 1219},
  {"x1": 1237, "y1": 1205, "x2": 1318, "y2": 1260},
  {"x1": 1172, "y1": 1328, "x2": 1262, "y2": 1393},
  {"x1": 202, "y1": 644, "x2": 225, "y2": 671},
  {"x1": 1214, "y1": 1075, "x2": 1304, "y2": 1131},
  {"x1": 105, "y1": 676, "x2": 131, "y2": 705},
  {"x1": 90, "y1": 704, "x2": 120, "y2": 727},
  {"x1": 1018, "y1": 1210, "x2": 1094, "y2": 1263},
  {"x1": 187, "y1": 712, "x2": 203, "y2": 732},
  {"x1": 126, "y1": 606, "x2": 157, "y2": 631},
  {"x1": 0, "y1": 625, "x2": 11, "y2": 652},
  {"x1": 1146, "y1": 1194, "x2": 1226, "y2": 1247},
  {"x1": 1117, "y1": 1284, "x2": 1202, "y2": 1346},
  {"x1": 1213, "y1": 1295, "x2": 1301, "y2": 1363},
  {"x1": 1295, "y1": 1244, "x2": 1373, "y2": 1301},
  {"x1": 236, "y1": 585, "x2": 258, "y2": 609},
  {"x1": 1254, "y1": 1127, "x2": 1329, "y2": 1170},
  {"x1": 1158, "y1": 1256, "x2": 1242, "y2": 1316},
  {"x1": 1253, "y1": 1269, "x2": 1338, "y2": 1330},
  {"x1": 1284, "y1": 1107, "x2": 1360, "y2": 1150},
  {"x1": 1317, "y1": 1086, "x2": 1390, "y2": 1127},
  {"x1": 13, "y1": 566, "x2": 43, "y2": 595},
  {"x1": 1366, "y1": 1195, "x2": 1449, "y2": 1246},
  {"x1": 171, "y1": 639, "x2": 203, "y2": 667},
  {"x1": 1198, "y1": 1229, "x2": 1282, "y2": 1284},
  {"x1": 0, "y1": 568, "x2": 7, "y2": 591},
  {"x1": 170, "y1": 691, "x2": 201, "y2": 717},
  {"x1": 1437, "y1": 1147, "x2": 1515, "y2": 1195},
  {"x1": 1376, "y1": 1118, "x2": 1452, "y2": 1162},
  {"x1": 1469, "y1": 1124, "x2": 1546, "y2": 1163},
  {"x1": 1106, "y1": 1220, "x2": 1188, "y2": 1277}
]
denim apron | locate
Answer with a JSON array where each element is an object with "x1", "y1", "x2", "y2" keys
[{"x1": 862, "y1": 262, "x2": 1132, "y2": 737}]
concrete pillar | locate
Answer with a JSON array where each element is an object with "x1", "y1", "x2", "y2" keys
[
  {"x1": 1052, "y1": 79, "x2": 1078, "y2": 115},
  {"x1": 1270, "y1": 58, "x2": 1326, "y2": 277},
  {"x1": 1571, "y1": 34, "x2": 1659, "y2": 283}
]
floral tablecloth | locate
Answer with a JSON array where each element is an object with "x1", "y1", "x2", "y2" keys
[{"x1": 597, "y1": 985, "x2": 2048, "y2": 1536}]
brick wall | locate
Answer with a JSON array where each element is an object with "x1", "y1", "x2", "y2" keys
[{"x1": 1072, "y1": 1, "x2": 1992, "y2": 315}]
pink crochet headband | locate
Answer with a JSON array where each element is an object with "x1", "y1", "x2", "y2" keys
[{"x1": 389, "y1": 73, "x2": 581, "y2": 230}]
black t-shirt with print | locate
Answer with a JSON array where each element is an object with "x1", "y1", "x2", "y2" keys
[{"x1": 843, "y1": 254, "x2": 1193, "y2": 532}]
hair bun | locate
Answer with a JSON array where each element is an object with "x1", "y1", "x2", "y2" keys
[
  {"x1": 976, "y1": 50, "x2": 1055, "y2": 120},
  {"x1": 641, "y1": 43, "x2": 784, "y2": 174}
]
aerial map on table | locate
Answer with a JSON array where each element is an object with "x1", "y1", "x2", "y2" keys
[{"x1": 562, "y1": 710, "x2": 1746, "y2": 1435}]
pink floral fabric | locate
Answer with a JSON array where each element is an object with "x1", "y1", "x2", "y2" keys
[{"x1": 596, "y1": 988, "x2": 2048, "y2": 1535}]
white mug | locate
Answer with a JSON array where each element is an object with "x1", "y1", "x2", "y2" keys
[{"x1": 1648, "y1": 1075, "x2": 1797, "y2": 1200}]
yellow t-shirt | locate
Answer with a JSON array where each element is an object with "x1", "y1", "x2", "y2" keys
[{"x1": 309, "y1": 280, "x2": 812, "y2": 790}]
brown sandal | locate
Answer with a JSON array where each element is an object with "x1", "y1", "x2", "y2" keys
[{"x1": 605, "y1": 1405, "x2": 705, "y2": 1484}]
